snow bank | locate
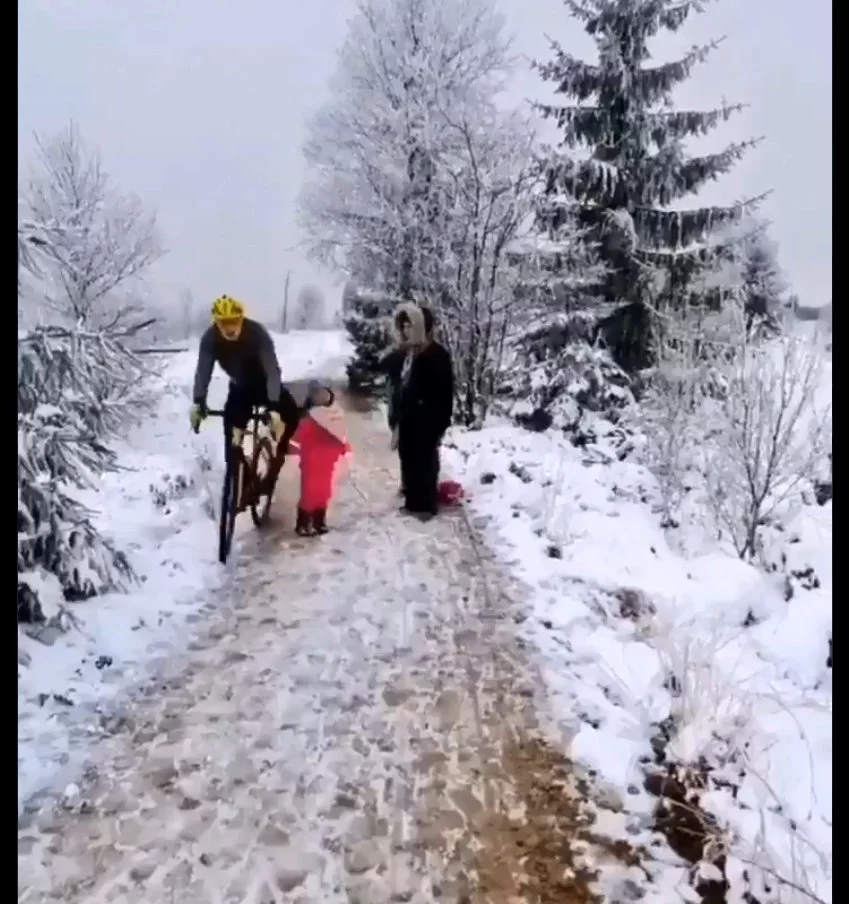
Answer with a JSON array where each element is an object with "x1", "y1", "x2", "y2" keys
[
  {"x1": 443, "y1": 413, "x2": 831, "y2": 903},
  {"x1": 17, "y1": 330, "x2": 351, "y2": 814}
]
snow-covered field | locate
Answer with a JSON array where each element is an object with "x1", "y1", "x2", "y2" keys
[
  {"x1": 443, "y1": 355, "x2": 832, "y2": 902},
  {"x1": 17, "y1": 329, "x2": 351, "y2": 814}
]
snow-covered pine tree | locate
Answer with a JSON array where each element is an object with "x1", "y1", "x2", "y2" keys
[
  {"x1": 502, "y1": 219, "x2": 634, "y2": 432},
  {"x1": 534, "y1": 0, "x2": 764, "y2": 372},
  {"x1": 740, "y1": 226, "x2": 786, "y2": 334},
  {"x1": 17, "y1": 327, "x2": 150, "y2": 622},
  {"x1": 343, "y1": 288, "x2": 393, "y2": 394}
]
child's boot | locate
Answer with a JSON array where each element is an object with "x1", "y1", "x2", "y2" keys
[
  {"x1": 313, "y1": 509, "x2": 329, "y2": 535},
  {"x1": 295, "y1": 508, "x2": 313, "y2": 536}
]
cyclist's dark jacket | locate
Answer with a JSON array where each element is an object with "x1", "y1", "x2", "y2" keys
[{"x1": 192, "y1": 318, "x2": 282, "y2": 406}]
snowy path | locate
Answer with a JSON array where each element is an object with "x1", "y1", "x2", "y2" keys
[{"x1": 18, "y1": 394, "x2": 609, "y2": 904}]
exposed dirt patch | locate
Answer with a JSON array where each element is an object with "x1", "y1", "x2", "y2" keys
[
  {"x1": 498, "y1": 736, "x2": 603, "y2": 903},
  {"x1": 395, "y1": 495, "x2": 648, "y2": 904},
  {"x1": 412, "y1": 726, "x2": 609, "y2": 904},
  {"x1": 643, "y1": 716, "x2": 733, "y2": 904}
]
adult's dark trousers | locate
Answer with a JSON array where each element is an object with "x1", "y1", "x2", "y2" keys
[{"x1": 398, "y1": 433, "x2": 440, "y2": 515}]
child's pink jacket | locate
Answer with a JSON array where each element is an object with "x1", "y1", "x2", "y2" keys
[{"x1": 288, "y1": 402, "x2": 351, "y2": 511}]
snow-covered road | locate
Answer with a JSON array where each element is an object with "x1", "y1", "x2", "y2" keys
[{"x1": 18, "y1": 392, "x2": 613, "y2": 904}]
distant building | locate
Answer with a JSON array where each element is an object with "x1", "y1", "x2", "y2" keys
[{"x1": 787, "y1": 295, "x2": 831, "y2": 324}]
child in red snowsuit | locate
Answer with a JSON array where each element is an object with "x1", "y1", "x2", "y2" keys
[{"x1": 288, "y1": 382, "x2": 351, "y2": 536}]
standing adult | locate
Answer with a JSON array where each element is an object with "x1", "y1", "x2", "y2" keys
[{"x1": 389, "y1": 301, "x2": 454, "y2": 521}]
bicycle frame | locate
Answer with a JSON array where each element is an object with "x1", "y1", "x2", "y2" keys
[
  {"x1": 206, "y1": 407, "x2": 275, "y2": 512},
  {"x1": 200, "y1": 406, "x2": 280, "y2": 563}
]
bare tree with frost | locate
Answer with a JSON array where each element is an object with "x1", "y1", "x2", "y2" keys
[
  {"x1": 699, "y1": 313, "x2": 832, "y2": 559},
  {"x1": 534, "y1": 0, "x2": 765, "y2": 372},
  {"x1": 431, "y1": 108, "x2": 538, "y2": 426},
  {"x1": 634, "y1": 271, "x2": 740, "y2": 529},
  {"x1": 298, "y1": 0, "x2": 513, "y2": 391},
  {"x1": 21, "y1": 122, "x2": 164, "y2": 329}
]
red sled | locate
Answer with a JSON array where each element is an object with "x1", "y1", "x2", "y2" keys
[{"x1": 438, "y1": 479, "x2": 465, "y2": 506}]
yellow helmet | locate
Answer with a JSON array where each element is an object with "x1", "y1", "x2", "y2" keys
[{"x1": 211, "y1": 295, "x2": 245, "y2": 321}]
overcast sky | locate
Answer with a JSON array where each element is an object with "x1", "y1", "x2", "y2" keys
[{"x1": 18, "y1": 0, "x2": 831, "y2": 321}]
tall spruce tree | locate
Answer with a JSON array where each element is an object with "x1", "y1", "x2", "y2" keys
[{"x1": 534, "y1": 0, "x2": 763, "y2": 371}]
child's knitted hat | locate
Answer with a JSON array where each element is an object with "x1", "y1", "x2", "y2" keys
[{"x1": 306, "y1": 379, "x2": 334, "y2": 407}]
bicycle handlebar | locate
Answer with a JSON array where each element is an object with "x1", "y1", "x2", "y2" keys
[
  {"x1": 204, "y1": 407, "x2": 270, "y2": 420},
  {"x1": 192, "y1": 406, "x2": 271, "y2": 435}
]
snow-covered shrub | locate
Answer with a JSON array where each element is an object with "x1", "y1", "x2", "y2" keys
[
  {"x1": 700, "y1": 329, "x2": 831, "y2": 560},
  {"x1": 645, "y1": 605, "x2": 832, "y2": 904},
  {"x1": 634, "y1": 292, "x2": 832, "y2": 561},
  {"x1": 632, "y1": 288, "x2": 753, "y2": 532},
  {"x1": 17, "y1": 327, "x2": 153, "y2": 620},
  {"x1": 17, "y1": 408, "x2": 131, "y2": 610},
  {"x1": 739, "y1": 223, "x2": 787, "y2": 335},
  {"x1": 630, "y1": 302, "x2": 719, "y2": 528},
  {"x1": 149, "y1": 473, "x2": 195, "y2": 510},
  {"x1": 510, "y1": 322, "x2": 632, "y2": 427},
  {"x1": 19, "y1": 327, "x2": 155, "y2": 436}
]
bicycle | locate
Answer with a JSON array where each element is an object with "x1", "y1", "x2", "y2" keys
[{"x1": 195, "y1": 406, "x2": 282, "y2": 564}]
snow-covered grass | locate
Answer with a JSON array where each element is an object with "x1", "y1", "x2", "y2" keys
[
  {"x1": 17, "y1": 329, "x2": 351, "y2": 815},
  {"x1": 443, "y1": 350, "x2": 831, "y2": 902}
]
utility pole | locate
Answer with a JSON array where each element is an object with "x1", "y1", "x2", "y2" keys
[{"x1": 282, "y1": 270, "x2": 291, "y2": 332}]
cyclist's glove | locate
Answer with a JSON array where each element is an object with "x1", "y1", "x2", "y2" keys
[{"x1": 189, "y1": 401, "x2": 206, "y2": 433}]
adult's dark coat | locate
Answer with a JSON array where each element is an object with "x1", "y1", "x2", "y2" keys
[
  {"x1": 391, "y1": 302, "x2": 454, "y2": 515},
  {"x1": 379, "y1": 347, "x2": 406, "y2": 431}
]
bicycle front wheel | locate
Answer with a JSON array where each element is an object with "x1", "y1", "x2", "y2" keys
[
  {"x1": 218, "y1": 455, "x2": 241, "y2": 564},
  {"x1": 250, "y1": 437, "x2": 276, "y2": 527}
]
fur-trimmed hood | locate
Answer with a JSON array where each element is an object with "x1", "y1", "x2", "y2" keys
[
  {"x1": 392, "y1": 301, "x2": 427, "y2": 347},
  {"x1": 307, "y1": 400, "x2": 348, "y2": 446}
]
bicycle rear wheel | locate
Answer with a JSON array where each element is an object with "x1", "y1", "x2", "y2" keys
[
  {"x1": 250, "y1": 437, "x2": 276, "y2": 527},
  {"x1": 218, "y1": 455, "x2": 241, "y2": 564}
]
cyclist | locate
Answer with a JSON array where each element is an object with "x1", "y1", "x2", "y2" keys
[{"x1": 189, "y1": 295, "x2": 301, "y2": 484}]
